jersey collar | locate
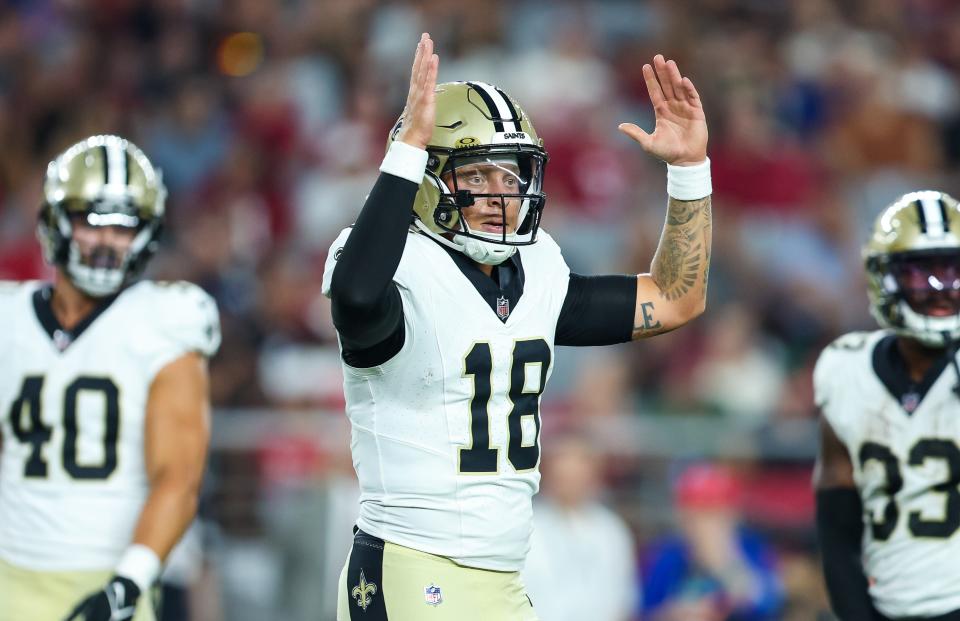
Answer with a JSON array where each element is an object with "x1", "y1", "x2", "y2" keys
[
  {"x1": 872, "y1": 334, "x2": 952, "y2": 415},
  {"x1": 439, "y1": 243, "x2": 525, "y2": 323},
  {"x1": 32, "y1": 284, "x2": 123, "y2": 352}
]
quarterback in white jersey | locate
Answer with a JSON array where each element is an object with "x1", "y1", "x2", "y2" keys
[
  {"x1": 815, "y1": 191, "x2": 960, "y2": 621},
  {"x1": 0, "y1": 135, "x2": 220, "y2": 621},
  {"x1": 326, "y1": 34, "x2": 713, "y2": 620}
]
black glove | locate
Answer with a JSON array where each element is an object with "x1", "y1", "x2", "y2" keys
[{"x1": 64, "y1": 576, "x2": 141, "y2": 621}]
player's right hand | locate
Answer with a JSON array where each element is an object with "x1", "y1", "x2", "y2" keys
[
  {"x1": 63, "y1": 576, "x2": 141, "y2": 621},
  {"x1": 396, "y1": 32, "x2": 439, "y2": 150}
]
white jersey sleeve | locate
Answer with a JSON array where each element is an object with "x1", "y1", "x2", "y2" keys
[
  {"x1": 813, "y1": 331, "x2": 876, "y2": 444},
  {"x1": 137, "y1": 281, "x2": 221, "y2": 378},
  {"x1": 322, "y1": 228, "x2": 353, "y2": 298}
]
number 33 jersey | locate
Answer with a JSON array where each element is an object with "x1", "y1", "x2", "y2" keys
[
  {"x1": 815, "y1": 330, "x2": 960, "y2": 619},
  {"x1": 323, "y1": 229, "x2": 571, "y2": 572},
  {"x1": 0, "y1": 280, "x2": 220, "y2": 571}
]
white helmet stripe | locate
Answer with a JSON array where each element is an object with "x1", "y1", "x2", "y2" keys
[
  {"x1": 469, "y1": 81, "x2": 519, "y2": 132},
  {"x1": 105, "y1": 139, "x2": 127, "y2": 193},
  {"x1": 920, "y1": 196, "x2": 948, "y2": 237}
]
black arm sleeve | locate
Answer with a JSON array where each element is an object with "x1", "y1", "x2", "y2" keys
[
  {"x1": 816, "y1": 488, "x2": 882, "y2": 621},
  {"x1": 555, "y1": 274, "x2": 636, "y2": 346},
  {"x1": 328, "y1": 173, "x2": 419, "y2": 367}
]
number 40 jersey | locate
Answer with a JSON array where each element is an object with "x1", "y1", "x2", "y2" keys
[
  {"x1": 0, "y1": 280, "x2": 220, "y2": 571},
  {"x1": 815, "y1": 330, "x2": 960, "y2": 619}
]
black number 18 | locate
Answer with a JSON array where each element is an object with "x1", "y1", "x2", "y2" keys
[{"x1": 459, "y1": 339, "x2": 550, "y2": 474}]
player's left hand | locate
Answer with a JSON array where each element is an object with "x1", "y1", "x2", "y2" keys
[
  {"x1": 63, "y1": 576, "x2": 141, "y2": 621},
  {"x1": 619, "y1": 54, "x2": 708, "y2": 166}
]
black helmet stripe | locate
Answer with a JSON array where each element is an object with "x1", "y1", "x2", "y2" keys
[
  {"x1": 100, "y1": 145, "x2": 110, "y2": 185},
  {"x1": 467, "y1": 81, "x2": 519, "y2": 132},
  {"x1": 493, "y1": 85, "x2": 521, "y2": 126}
]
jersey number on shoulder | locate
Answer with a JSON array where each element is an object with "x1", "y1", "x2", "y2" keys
[
  {"x1": 860, "y1": 439, "x2": 960, "y2": 540},
  {"x1": 459, "y1": 339, "x2": 550, "y2": 474},
  {"x1": 9, "y1": 375, "x2": 120, "y2": 480}
]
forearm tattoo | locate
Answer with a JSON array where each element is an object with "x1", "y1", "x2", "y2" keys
[{"x1": 651, "y1": 196, "x2": 712, "y2": 302}]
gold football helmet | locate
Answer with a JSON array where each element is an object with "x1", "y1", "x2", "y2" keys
[
  {"x1": 37, "y1": 135, "x2": 166, "y2": 297},
  {"x1": 864, "y1": 190, "x2": 960, "y2": 346},
  {"x1": 387, "y1": 81, "x2": 547, "y2": 265}
]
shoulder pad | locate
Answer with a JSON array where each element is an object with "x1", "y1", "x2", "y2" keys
[{"x1": 143, "y1": 281, "x2": 221, "y2": 358}]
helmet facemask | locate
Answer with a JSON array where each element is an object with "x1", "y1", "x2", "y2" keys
[
  {"x1": 868, "y1": 249, "x2": 960, "y2": 347},
  {"x1": 426, "y1": 147, "x2": 546, "y2": 264}
]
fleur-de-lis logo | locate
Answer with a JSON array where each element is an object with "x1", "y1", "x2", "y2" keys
[{"x1": 352, "y1": 569, "x2": 378, "y2": 611}]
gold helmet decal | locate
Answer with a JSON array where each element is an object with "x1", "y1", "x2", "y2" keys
[
  {"x1": 38, "y1": 135, "x2": 166, "y2": 297},
  {"x1": 864, "y1": 190, "x2": 960, "y2": 346},
  {"x1": 387, "y1": 81, "x2": 548, "y2": 265}
]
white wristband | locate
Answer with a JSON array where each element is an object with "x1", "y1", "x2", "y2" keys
[
  {"x1": 667, "y1": 157, "x2": 712, "y2": 201},
  {"x1": 115, "y1": 544, "x2": 162, "y2": 592},
  {"x1": 380, "y1": 140, "x2": 429, "y2": 185}
]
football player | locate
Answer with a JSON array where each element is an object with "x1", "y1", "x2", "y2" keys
[
  {"x1": 0, "y1": 135, "x2": 220, "y2": 621},
  {"x1": 324, "y1": 33, "x2": 711, "y2": 620},
  {"x1": 815, "y1": 191, "x2": 960, "y2": 621}
]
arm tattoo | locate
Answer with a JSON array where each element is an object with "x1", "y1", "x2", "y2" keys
[
  {"x1": 632, "y1": 300, "x2": 669, "y2": 338},
  {"x1": 651, "y1": 196, "x2": 712, "y2": 302}
]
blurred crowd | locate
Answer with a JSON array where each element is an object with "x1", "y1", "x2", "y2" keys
[{"x1": 2, "y1": 0, "x2": 960, "y2": 619}]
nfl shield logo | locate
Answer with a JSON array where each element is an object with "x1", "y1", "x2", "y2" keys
[
  {"x1": 496, "y1": 296, "x2": 510, "y2": 320},
  {"x1": 901, "y1": 391, "x2": 920, "y2": 413},
  {"x1": 424, "y1": 584, "x2": 443, "y2": 606}
]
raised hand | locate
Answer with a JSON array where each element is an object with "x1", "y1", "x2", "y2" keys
[
  {"x1": 396, "y1": 33, "x2": 439, "y2": 150},
  {"x1": 619, "y1": 54, "x2": 708, "y2": 166}
]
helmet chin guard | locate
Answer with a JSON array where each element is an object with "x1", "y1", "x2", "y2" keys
[{"x1": 454, "y1": 234, "x2": 517, "y2": 265}]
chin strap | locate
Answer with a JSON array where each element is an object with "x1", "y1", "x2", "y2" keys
[{"x1": 943, "y1": 331, "x2": 960, "y2": 399}]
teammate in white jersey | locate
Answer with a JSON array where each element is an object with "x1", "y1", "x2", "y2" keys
[
  {"x1": 324, "y1": 34, "x2": 712, "y2": 620},
  {"x1": 0, "y1": 135, "x2": 220, "y2": 621},
  {"x1": 815, "y1": 191, "x2": 960, "y2": 621}
]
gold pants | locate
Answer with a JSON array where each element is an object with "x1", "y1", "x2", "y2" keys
[
  {"x1": 0, "y1": 557, "x2": 157, "y2": 621},
  {"x1": 337, "y1": 530, "x2": 539, "y2": 621}
]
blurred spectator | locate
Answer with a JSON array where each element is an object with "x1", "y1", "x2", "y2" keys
[
  {"x1": 523, "y1": 434, "x2": 637, "y2": 621},
  {"x1": 640, "y1": 464, "x2": 784, "y2": 621}
]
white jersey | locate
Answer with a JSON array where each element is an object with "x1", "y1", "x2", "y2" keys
[
  {"x1": 814, "y1": 330, "x2": 960, "y2": 618},
  {"x1": 322, "y1": 229, "x2": 571, "y2": 571},
  {"x1": 0, "y1": 280, "x2": 220, "y2": 571}
]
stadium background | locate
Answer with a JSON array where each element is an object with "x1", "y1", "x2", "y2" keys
[{"x1": 2, "y1": 0, "x2": 960, "y2": 619}]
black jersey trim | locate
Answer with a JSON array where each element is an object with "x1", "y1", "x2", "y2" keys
[
  {"x1": 437, "y1": 242, "x2": 524, "y2": 323},
  {"x1": 32, "y1": 284, "x2": 122, "y2": 352},
  {"x1": 917, "y1": 201, "x2": 929, "y2": 233},
  {"x1": 872, "y1": 334, "x2": 951, "y2": 414}
]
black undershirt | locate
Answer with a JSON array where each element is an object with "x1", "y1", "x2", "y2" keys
[
  {"x1": 872, "y1": 334, "x2": 951, "y2": 414},
  {"x1": 328, "y1": 171, "x2": 636, "y2": 368}
]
